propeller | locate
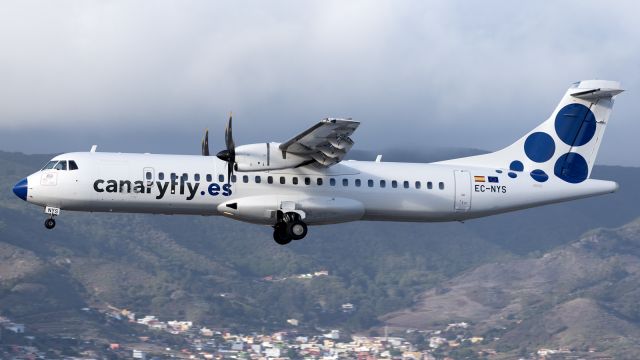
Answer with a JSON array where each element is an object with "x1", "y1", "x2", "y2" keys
[
  {"x1": 201, "y1": 129, "x2": 210, "y2": 156},
  {"x1": 216, "y1": 113, "x2": 236, "y2": 185}
]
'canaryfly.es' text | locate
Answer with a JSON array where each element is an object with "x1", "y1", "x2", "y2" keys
[{"x1": 93, "y1": 179, "x2": 232, "y2": 200}]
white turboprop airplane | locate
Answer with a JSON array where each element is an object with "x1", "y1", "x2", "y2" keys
[{"x1": 13, "y1": 80, "x2": 623, "y2": 245}]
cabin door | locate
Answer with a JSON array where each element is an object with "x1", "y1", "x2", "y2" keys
[{"x1": 454, "y1": 170, "x2": 471, "y2": 212}]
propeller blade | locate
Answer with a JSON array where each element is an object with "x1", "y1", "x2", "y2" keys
[
  {"x1": 225, "y1": 113, "x2": 235, "y2": 153},
  {"x1": 201, "y1": 129, "x2": 209, "y2": 156},
  {"x1": 217, "y1": 113, "x2": 236, "y2": 185}
]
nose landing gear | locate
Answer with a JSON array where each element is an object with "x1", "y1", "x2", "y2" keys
[
  {"x1": 43, "y1": 206, "x2": 60, "y2": 230},
  {"x1": 272, "y1": 212, "x2": 308, "y2": 245},
  {"x1": 44, "y1": 218, "x2": 56, "y2": 229}
]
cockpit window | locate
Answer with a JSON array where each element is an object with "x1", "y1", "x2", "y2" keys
[
  {"x1": 54, "y1": 161, "x2": 67, "y2": 171},
  {"x1": 42, "y1": 161, "x2": 58, "y2": 170},
  {"x1": 69, "y1": 161, "x2": 79, "y2": 170}
]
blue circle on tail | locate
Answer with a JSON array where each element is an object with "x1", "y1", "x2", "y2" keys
[
  {"x1": 510, "y1": 160, "x2": 524, "y2": 172},
  {"x1": 554, "y1": 152, "x2": 588, "y2": 183},
  {"x1": 524, "y1": 132, "x2": 555, "y2": 163},
  {"x1": 530, "y1": 169, "x2": 549, "y2": 182},
  {"x1": 555, "y1": 104, "x2": 597, "y2": 146}
]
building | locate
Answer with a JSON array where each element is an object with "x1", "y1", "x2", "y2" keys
[
  {"x1": 265, "y1": 347, "x2": 281, "y2": 358},
  {"x1": 341, "y1": 303, "x2": 355, "y2": 313},
  {"x1": 133, "y1": 349, "x2": 146, "y2": 359},
  {"x1": 6, "y1": 323, "x2": 25, "y2": 333}
]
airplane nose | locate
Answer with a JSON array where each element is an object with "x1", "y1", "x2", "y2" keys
[{"x1": 12, "y1": 178, "x2": 28, "y2": 201}]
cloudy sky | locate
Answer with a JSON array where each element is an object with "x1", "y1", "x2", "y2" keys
[{"x1": 1, "y1": 1, "x2": 638, "y2": 165}]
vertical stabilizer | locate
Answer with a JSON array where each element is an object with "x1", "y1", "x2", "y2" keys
[{"x1": 440, "y1": 80, "x2": 623, "y2": 184}]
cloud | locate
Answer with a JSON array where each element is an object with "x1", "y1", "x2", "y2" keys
[{"x1": 0, "y1": 0, "x2": 638, "y2": 165}]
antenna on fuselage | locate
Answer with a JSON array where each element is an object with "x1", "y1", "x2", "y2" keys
[{"x1": 90, "y1": 145, "x2": 98, "y2": 153}]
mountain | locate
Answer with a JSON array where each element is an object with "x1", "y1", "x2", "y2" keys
[
  {"x1": 1, "y1": 149, "x2": 640, "y2": 348},
  {"x1": 0, "y1": 150, "x2": 507, "y2": 338},
  {"x1": 382, "y1": 218, "x2": 640, "y2": 358}
]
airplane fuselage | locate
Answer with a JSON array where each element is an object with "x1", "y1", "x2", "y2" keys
[
  {"x1": 23, "y1": 152, "x2": 617, "y2": 225},
  {"x1": 12, "y1": 80, "x2": 624, "y2": 243}
]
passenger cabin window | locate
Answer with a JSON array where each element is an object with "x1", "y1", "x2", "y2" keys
[
  {"x1": 427, "y1": 181, "x2": 433, "y2": 189},
  {"x1": 280, "y1": 176, "x2": 285, "y2": 184},
  {"x1": 439, "y1": 182, "x2": 445, "y2": 190},
  {"x1": 342, "y1": 178, "x2": 348, "y2": 186},
  {"x1": 368, "y1": 179, "x2": 374, "y2": 187},
  {"x1": 181, "y1": 173, "x2": 188, "y2": 181},
  {"x1": 54, "y1": 161, "x2": 67, "y2": 171},
  {"x1": 380, "y1": 180, "x2": 386, "y2": 188},
  {"x1": 305, "y1": 177, "x2": 311, "y2": 185},
  {"x1": 404, "y1": 181, "x2": 409, "y2": 189},
  {"x1": 292, "y1": 177, "x2": 298, "y2": 185},
  {"x1": 206, "y1": 174, "x2": 212, "y2": 182},
  {"x1": 69, "y1": 161, "x2": 79, "y2": 170},
  {"x1": 171, "y1": 173, "x2": 177, "y2": 181},
  {"x1": 330, "y1": 178, "x2": 336, "y2": 186},
  {"x1": 218, "y1": 174, "x2": 224, "y2": 182},
  {"x1": 317, "y1": 178, "x2": 323, "y2": 186},
  {"x1": 146, "y1": 172, "x2": 153, "y2": 180},
  {"x1": 268, "y1": 176, "x2": 274, "y2": 184},
  {"x1": 159, "y1": 172, "x2": 165, "y2": 180},
  {"x1": 392, "y1": 180, "x2": 398, "y2": 188},
  {"x1": 243, "y1": 175, "x2": 249, "y2": 183},
  {"x1": 355, "y1": 179, "x2": 361, "y2": 187},
  {"x1": 255, "y1": 176, "x2": 261, "y2": 183},
  {"x1": 231, "y1": 175, "x2": 237, "y2": 183},
  {"x1": 194, "y1": 174, "x2": 201, "y2": 181},
  {"x1": 415, "y1": 181, "x2": 421, "y2": 189}
]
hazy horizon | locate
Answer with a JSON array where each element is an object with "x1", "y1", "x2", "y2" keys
[{"x1": 1, "y1": 1, "x2": 638, "y2": 166}]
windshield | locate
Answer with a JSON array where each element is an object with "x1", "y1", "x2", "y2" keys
[
  {"x1": 41, "y1": 159, "x2": 79, "y2": 171},
  {"x1": 42, "y1": 161, "x2": 58, "y2": 170},
  {"x1": 54, "y1": 161, "x2": 67, "y2": 170}
]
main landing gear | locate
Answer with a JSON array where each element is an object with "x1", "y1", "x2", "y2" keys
[{"x1": 272, "y1": 212, "x2": 308, "y2": 245}]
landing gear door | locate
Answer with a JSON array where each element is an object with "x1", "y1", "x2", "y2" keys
[{"x1": 454, "y1": 170, "x2": 471, "y2": 212}]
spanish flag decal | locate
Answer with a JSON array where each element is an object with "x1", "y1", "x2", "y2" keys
[{"x1": 474, "y1": 176, "x2": 486, "y2": 182}]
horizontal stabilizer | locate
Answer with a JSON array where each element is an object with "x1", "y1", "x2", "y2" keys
[{"x1": 570, "y1": 80, "x2": 624, "y2": 100}]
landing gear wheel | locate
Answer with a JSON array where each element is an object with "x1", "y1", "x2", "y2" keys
[
  {"x1": 44, "y1": 218, "x2": 56, "y2": 230},
  {"x1": 287, "y1": 221, "x2": 308, "y2": 240},
  {"x1": 273, "y1": 223, "x2": 292, "y2": 245}
]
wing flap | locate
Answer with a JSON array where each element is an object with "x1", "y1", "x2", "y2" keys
[{"x1": 279, "y1": 118, "x2": 360, "y2": 166}]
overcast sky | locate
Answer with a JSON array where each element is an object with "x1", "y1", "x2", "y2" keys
[{"x1": 0, "y1": 1, "x2": 638, "y2": 165}]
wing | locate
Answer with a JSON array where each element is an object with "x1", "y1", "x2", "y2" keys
[{"x1": 279, "y1": 118, "x2": 360, "y2": 166}]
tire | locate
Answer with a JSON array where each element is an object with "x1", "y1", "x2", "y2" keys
[
  {"x1": 287, "y1": 221, "x2": 308, "y2": 240},
  {"x1": 44, "y1": 218, "x2": 56, "y2": 229},
  {"x1": 273, "y1": 223, "x2": 292, "y2": 245}
]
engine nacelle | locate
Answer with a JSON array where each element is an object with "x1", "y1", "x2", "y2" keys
[
  {"x1": 234, "y1": 143, "x2": 308, "y2": 171},
  {"x1": 218, "y1": 195, "x2": 365, "y2": 225}
]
